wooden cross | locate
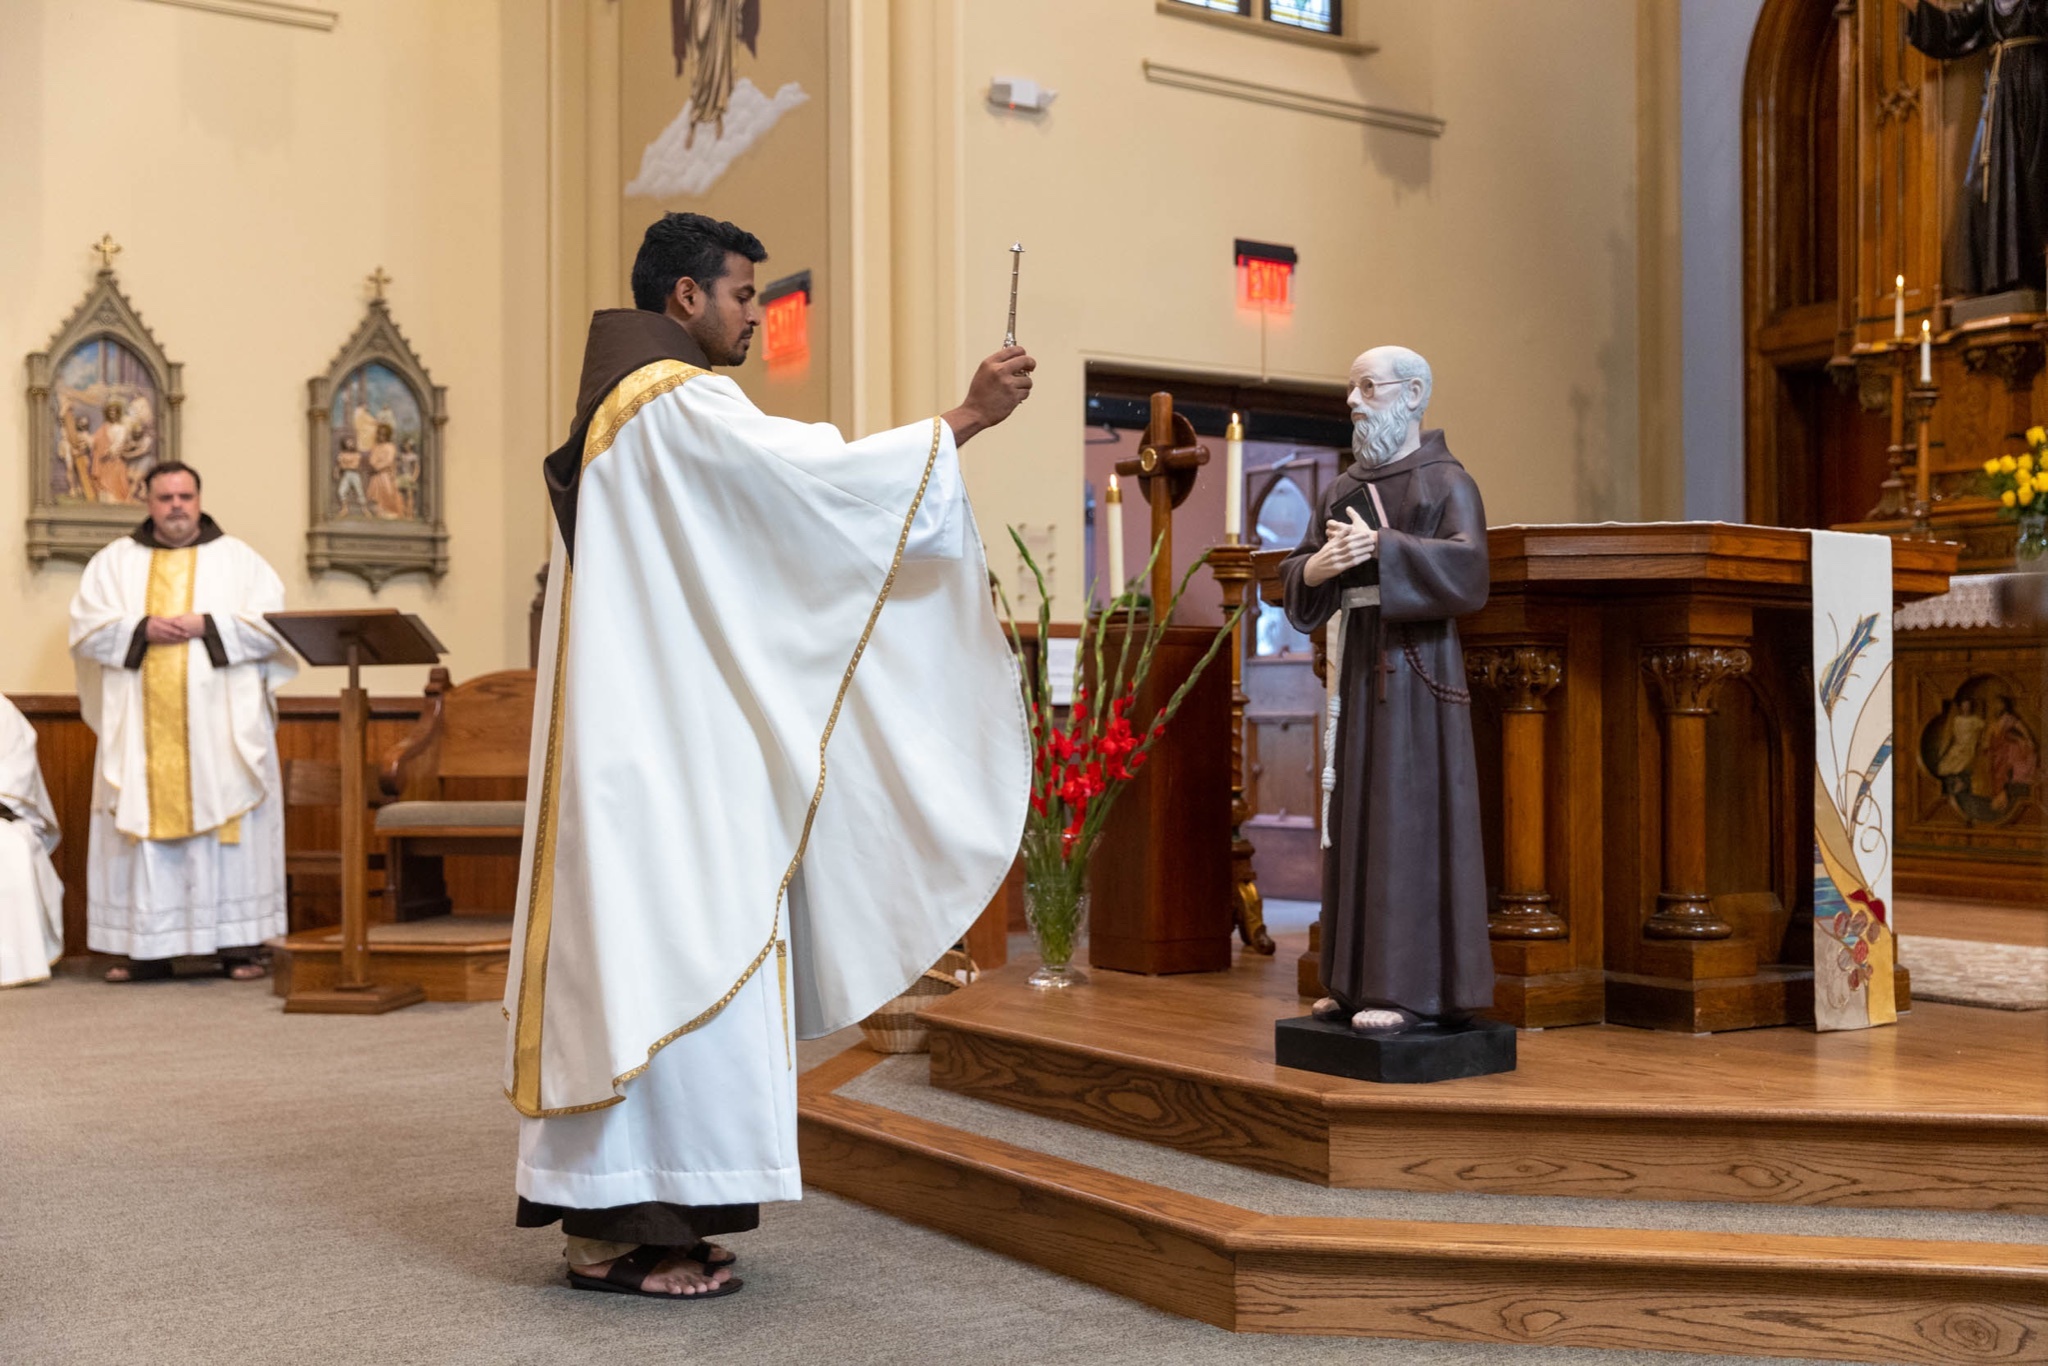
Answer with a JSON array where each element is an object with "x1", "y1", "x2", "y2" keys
[
  {"x1": 367, "y1": 266, "x2": 393, "y2": 301},
  {"x1": 92, "y1": 234, "x2": 122, "y2": 272},
  {"x1": 1111, "y1": 392, "x2": 1209, "y2": 621}
]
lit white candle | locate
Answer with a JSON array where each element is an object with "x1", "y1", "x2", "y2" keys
[
  {"x1": 1920, "y1": 318, "x2": 1932, "y2": 383},
  {"x1": 1105, "y1": 474, "x2": 1125, "y2": 599},
  {"x1": 1894, "y1": 274, "x2": 1906, "y2": 339},
  {"x1": 1223, "y1": 412, "x2": 1245, "y2": 541}
]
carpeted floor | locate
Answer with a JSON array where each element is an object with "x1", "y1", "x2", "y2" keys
[
  {"x1": 1897, "y1": 934, "x2": 2048, "y2": 1010},
  {"x1": 0, "y1": 971, "x2": 1916, "y2": 1366}
]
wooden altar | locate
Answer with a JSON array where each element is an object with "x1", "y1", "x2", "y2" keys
[{"x1": 1259, "y1": 522, "x2": 1958, "y2": 1032}]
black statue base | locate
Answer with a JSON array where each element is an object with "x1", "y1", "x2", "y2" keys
[{"x1": 1274, "y1": 1014, "x2": 1516, "y2": 1084}]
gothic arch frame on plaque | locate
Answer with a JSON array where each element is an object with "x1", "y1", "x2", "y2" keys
[
  {"x1": 307, "y1": 278, "x2": 448, "y2": 589},
  {"x1": 24, "y1": 251, "x2": 186, "y2": 566}
]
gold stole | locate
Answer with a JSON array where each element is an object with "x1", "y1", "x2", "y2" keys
[{"x1": 140, "y1": 547, "x2": 238, "y2": 845}]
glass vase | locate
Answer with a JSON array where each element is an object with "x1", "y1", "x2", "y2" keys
[
  {"x1": 1023, "y1": 875, "x2": 1090, "y2": 989},
  {"x1": 2017, "y1": 511, "x2": 2048, "y2": 565}
]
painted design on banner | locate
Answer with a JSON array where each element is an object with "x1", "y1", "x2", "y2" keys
[{"x1": 1810, "y1": 530, "x2": 1897, "y2": 1032}]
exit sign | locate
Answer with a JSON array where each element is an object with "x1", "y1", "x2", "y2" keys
[
  {"x1": 1235, "y1": 239, "x2": 1296, "y2": 312},
  {"x1": 762, "y1": 270, "x2": 812, "y2": 368}
]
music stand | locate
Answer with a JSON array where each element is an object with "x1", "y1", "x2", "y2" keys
[{"x1": 265, "y1": 610, "x2": 445, "y2": 1014}]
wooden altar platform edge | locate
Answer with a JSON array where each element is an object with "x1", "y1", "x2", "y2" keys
[
  {"x1": 798, "y1": 1048, "x2": 2048, "y2": 1362},
  {"x1": 909, "y1": 941, "x2": 2048, "y2": 1211}
]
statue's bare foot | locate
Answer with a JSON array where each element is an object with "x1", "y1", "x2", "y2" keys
[
  {"x1": 1350, "y1": 1007, "x2": 1416, "y2": 1032},
  {"x1": 1311, "y1": 996, "x2": 1348, "y2": 1022}
]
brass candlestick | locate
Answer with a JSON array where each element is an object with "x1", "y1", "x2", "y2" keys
[
  {"x1": 1866, "y1": 342, "x2": 1914, "y2": 520},
  {"x1": 1907, "y1": 381, "x2": 1940, "y2": 537},
  {"x1": 1207, "y1": 542, "x2": 1272, "y2": 954}
]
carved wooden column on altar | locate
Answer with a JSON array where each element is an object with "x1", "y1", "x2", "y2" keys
[
  {"x1": 1640, "y1": 647, "x2": 1752, "y2": 941},
  {"x1": 1464, "y1": 647, "x2": 1567, "y2": 941},
  {"x1": 1459, "y1": 593, "x2": 1607, "y2": 1029}
]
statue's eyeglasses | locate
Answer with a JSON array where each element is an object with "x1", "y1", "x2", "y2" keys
[{"x1": 1351, "y1": 376, "x2": 1411, "y2": 400}]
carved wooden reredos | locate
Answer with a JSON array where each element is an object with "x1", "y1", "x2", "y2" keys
[{"x1": 1743, "y1": 0, "x2": 2046, "y2": 567}]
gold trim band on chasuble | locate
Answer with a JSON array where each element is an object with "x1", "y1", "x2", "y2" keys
[{"x1": 507, "y1": 355, "x2": 949, "y2": 1121}]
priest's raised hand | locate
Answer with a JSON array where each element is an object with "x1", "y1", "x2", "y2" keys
[{"x1": 943, "y1": 344, "x2": 1036, "y2": 445}]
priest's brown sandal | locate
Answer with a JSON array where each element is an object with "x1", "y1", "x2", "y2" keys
[
  {"x1": 567, "y1": 1244, "x2": 743, "y2": 1300},
  {"x1": 218, "y1": 954, "x2": 267, "y2": 981},
  {"x1": 684, "y1": 1240, "x2": 737, "y2": 1271},
  {"x1": 104, "y1": 959, "x2": 175, "y2": 984}
]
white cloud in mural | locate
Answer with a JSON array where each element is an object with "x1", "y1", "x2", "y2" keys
[{"x1": 625, "y1": 78, "x2": 810, "y2": 200}]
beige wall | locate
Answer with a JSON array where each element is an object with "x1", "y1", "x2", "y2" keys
[
  {"x1": 0, "y1": 0, "x2": 1664, "y2": 687},
  {"x1": 0, "y1": 0, "x2": 551, "y2": 695},
  {"x1": 855, "y1": 0, "x2": 1654, "y2": 617}
]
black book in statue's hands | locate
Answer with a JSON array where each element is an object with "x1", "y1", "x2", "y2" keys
[{"x1": 1327, "y1": 488, "x2": 1382, "y2": 591}]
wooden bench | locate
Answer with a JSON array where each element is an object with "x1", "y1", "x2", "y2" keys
[{"x1": 376, "y1": 668, "x2": 533, "y2": 920}]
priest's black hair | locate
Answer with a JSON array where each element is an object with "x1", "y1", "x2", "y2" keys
[
  {"x1": 631, "y1": 213, "x2": 767, "y2": 312},
  {"x1": 143, "y1": 461, "x2": 202, "y2": 492}
]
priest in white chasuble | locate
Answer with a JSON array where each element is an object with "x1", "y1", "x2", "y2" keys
[
  {"x1": 509, "y1": 212, "x2": 1034, "y2": 1299},
  {"x1": 68, "y1": 463, "x2": 296, "y2": 983},
  {"x1": 0, "y1": 695, "x2": 65, "y2": 988}
]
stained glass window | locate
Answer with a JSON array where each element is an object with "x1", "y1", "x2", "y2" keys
[
  {"x1": 1267, "y1": 0, "x2": 1337, "y2": 34},
  {"x1": 1173, "y1": 0, "x2": 1250, "y2": 12}
]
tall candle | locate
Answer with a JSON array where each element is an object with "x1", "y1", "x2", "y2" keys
[
  {"x1": 1919, "y1": 319, "x2": 1932, "y2": 383},
  {"x1": 1223, "y1": 412, "x2": 1245, "y2": 541},
  {"x1": 1894, "y1": 274, "x2": 1906, "y2": 339},
  {"x1": 1105, "y1": 473, "x2": 1125, "y2": 599}
]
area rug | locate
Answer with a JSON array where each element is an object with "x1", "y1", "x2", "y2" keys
[{"x1": 1898, "y1": 935, "x2": 2048, "y2": 1011}]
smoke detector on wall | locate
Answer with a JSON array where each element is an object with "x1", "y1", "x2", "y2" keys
[{"x1": 989, "y1": 78, "x2": 1057, "y2": 113}]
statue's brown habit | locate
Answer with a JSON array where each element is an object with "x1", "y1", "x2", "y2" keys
[{"x1": 1280, "y1": 431, "x2": 1495, "y2": 1019}]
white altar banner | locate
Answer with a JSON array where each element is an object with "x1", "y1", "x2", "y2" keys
[{"x1": 1810, "y1": 530, "x2": 1897, "y2": 1032}]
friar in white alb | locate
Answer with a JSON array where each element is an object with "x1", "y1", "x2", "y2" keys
[
  {"x1": 68, "y1": 463, "x2": 296, "y2": 983},
  {"x1": 0, "y1": 694, "x2": 65, "y2": 988},
  {"x1": 508, "y1": 213, "x2": 1034, "y2": 1300}
]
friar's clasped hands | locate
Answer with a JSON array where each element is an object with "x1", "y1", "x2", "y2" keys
[{"x1": 1302, "y1": 506, "x2": 1379, "y2": 588}]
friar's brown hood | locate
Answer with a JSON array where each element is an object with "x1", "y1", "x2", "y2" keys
[
  {"x1": 131, "y1": 512, "x2": 226, "y2": 548},
  {"x1": 1345, "y1": 428, "x2": 1459, "y2": 484},
  {"x1": 544, "y1": 308, "x2": 711, "y2": 559}
]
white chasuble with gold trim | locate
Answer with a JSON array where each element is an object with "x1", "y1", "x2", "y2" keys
[
  {"x1": 0, "y1": 695, "x2": 65, "y2": 987},
  {"x1": 507, "y1": 362, "x2": 1028, "y2": 1208},
  {"x1": 69, "y1": 531, "x2": 295, "y2": 958}
]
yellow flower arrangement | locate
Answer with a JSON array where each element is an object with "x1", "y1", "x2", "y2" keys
[{"x1": 1984, "y1": 426, "x2": 2048, "y2": 562}]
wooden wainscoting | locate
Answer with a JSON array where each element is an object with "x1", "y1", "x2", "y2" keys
[{"x1": 5, "y1": 692, "x2": 520, "y2": 959}]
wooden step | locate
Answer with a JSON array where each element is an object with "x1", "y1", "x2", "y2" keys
[
  {"x1": 798, "y1": 1047, "x2": 2048, "y2": 1363},
  {"x1": 919, "y1": 946, "x2": 2048, "y2": 1213},
  {"x1": 267, "y1": 915, "x2": 510, "y2": 1003}
]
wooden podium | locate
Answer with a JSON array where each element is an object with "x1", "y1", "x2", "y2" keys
[
  {"x1": 1086, "y1": 620, "x2": 1234, "y2": 973},
  {"x1": 265, "y1": 609, "x2": 443, "y2": 1014}
]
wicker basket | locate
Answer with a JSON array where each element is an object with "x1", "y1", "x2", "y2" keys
[{"x1": 858, "y1": 947, "x2": 978, "y2": 1054}]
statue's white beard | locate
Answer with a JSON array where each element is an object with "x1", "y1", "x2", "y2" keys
[{"x1": 1351, "y1": 403, "x2": 1410, "y2": 468}]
